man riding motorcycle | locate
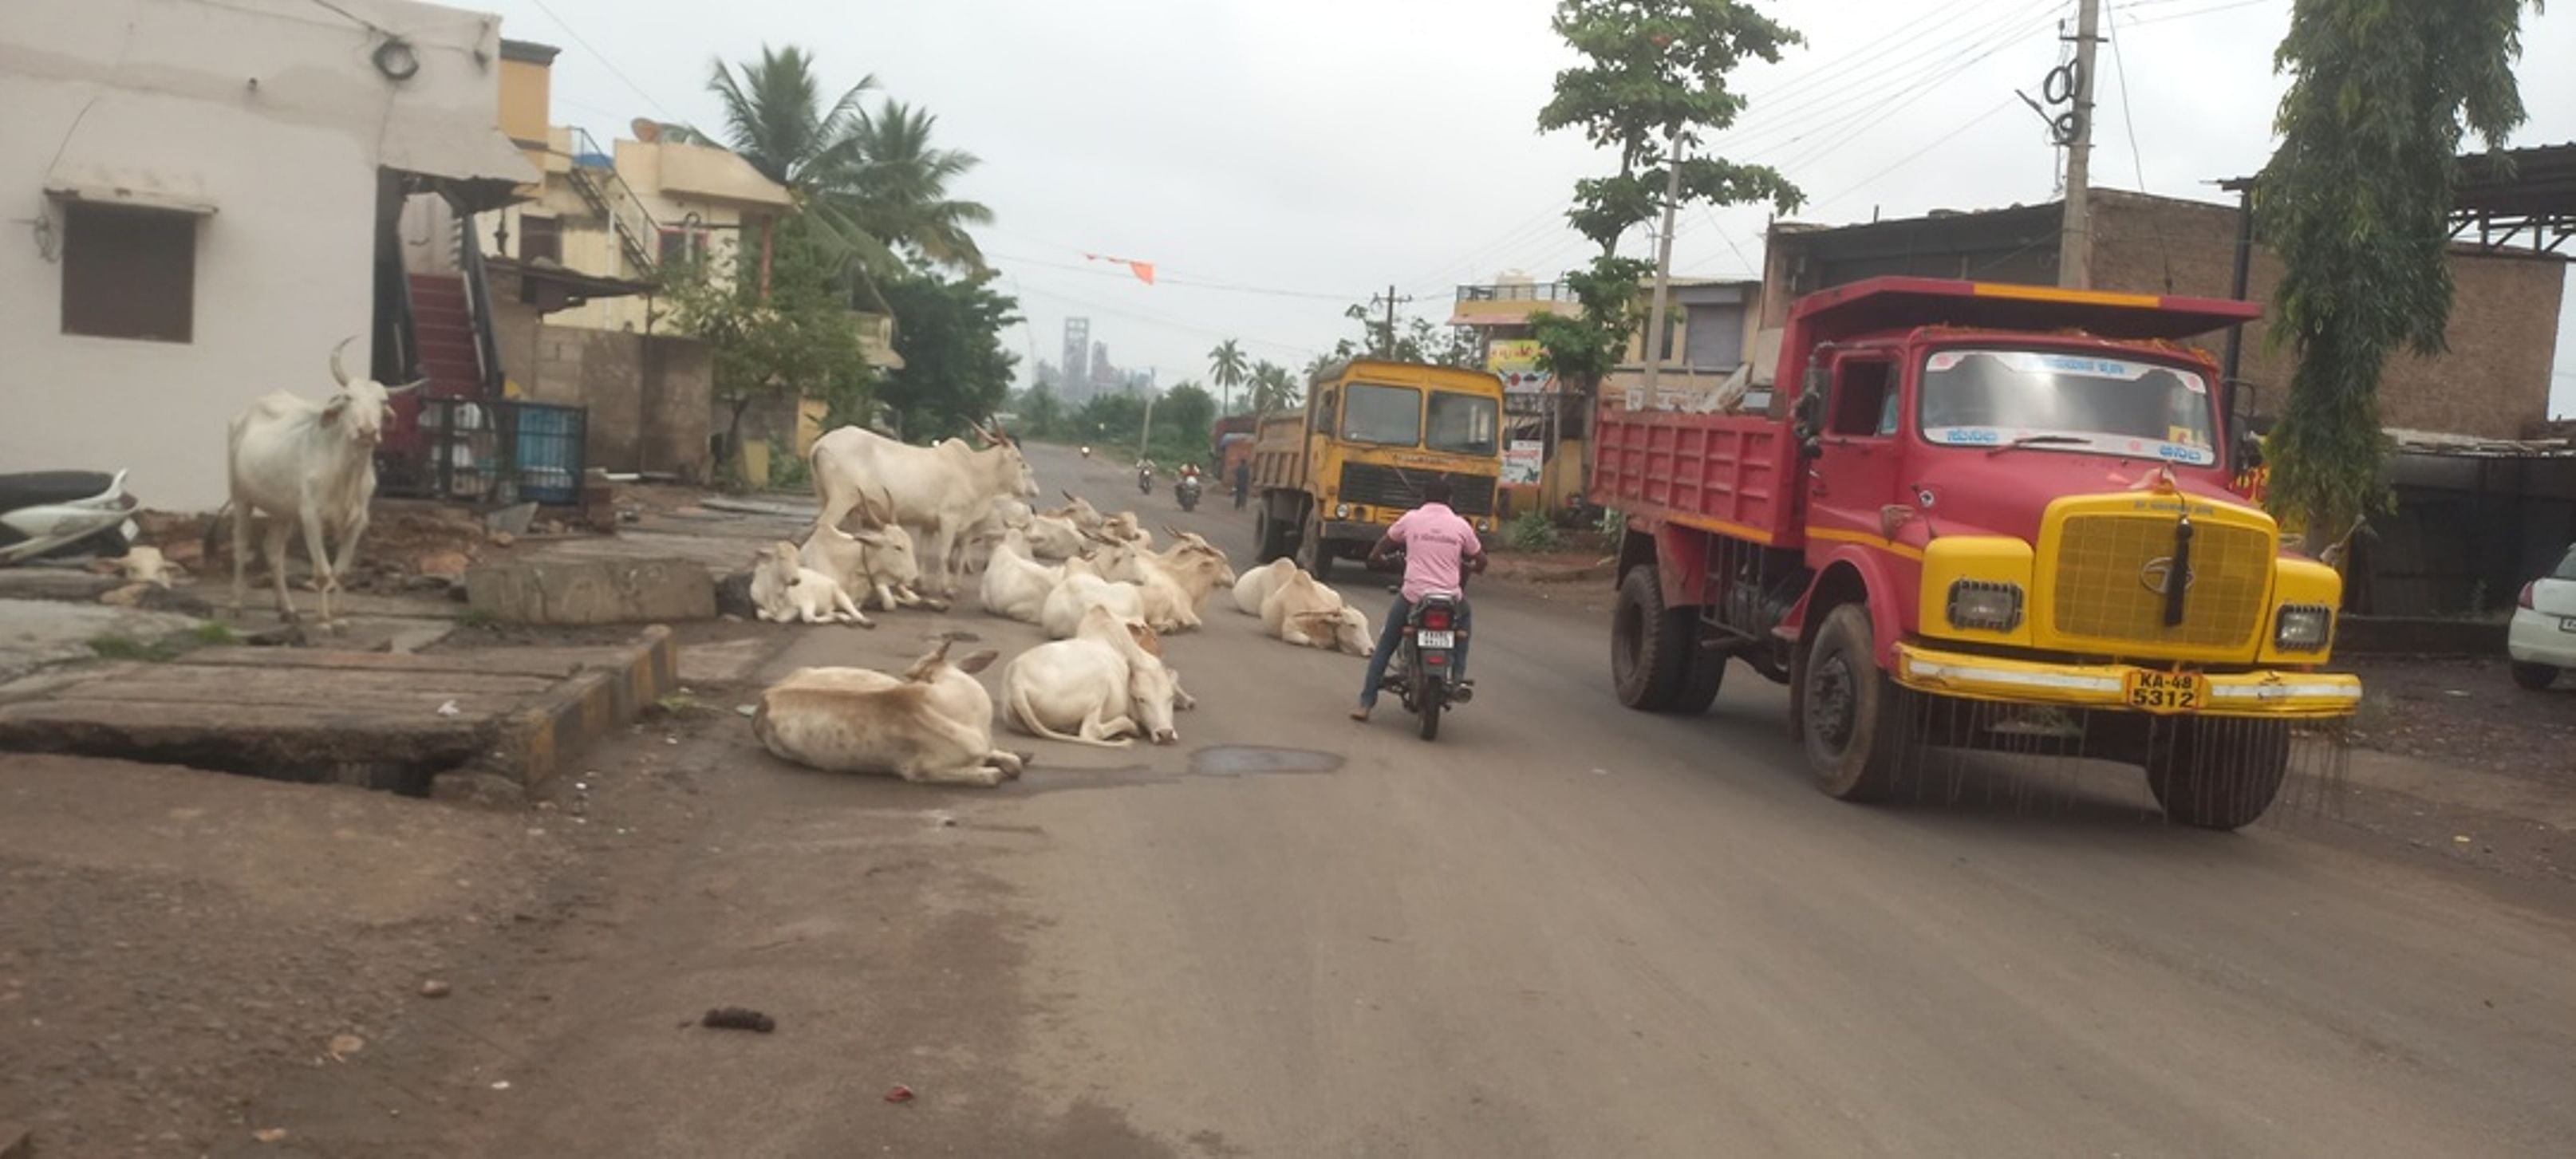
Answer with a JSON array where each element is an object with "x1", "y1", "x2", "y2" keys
[{"x1": 1351, "y1": 478, "x2": 1485, "y2": 722}]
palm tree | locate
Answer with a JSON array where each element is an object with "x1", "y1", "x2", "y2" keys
[
  {"x1": 1207, "y1": 339, "x2": 1249, "y2": 415},
  {"x1": 1249, "y1": 361, "x2": 1300, "y2": 414},
  {"x1": 700, "y1": 48, "x2": 992, "y2": 284}
]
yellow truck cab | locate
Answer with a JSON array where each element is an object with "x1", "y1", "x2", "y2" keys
[{"x1": 1249, "y1": 358, "x2": 1505, "y2": 580}]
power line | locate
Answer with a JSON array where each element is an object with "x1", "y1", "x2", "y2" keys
[
  {"x1": 2119, "y1": 0, "x2": 2281, "y2": 29},
  {"x1": 527, "y1": 0, "x2": 682, "y2": 124},
  {"x1": 2105, "y1": 7, "x2": 2152, "y2": 191},
  {"x1": 1805, "y1": 94, "x2": 2025, "y2": 215}
]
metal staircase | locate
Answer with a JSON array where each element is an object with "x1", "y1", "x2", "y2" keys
[{"x1": 563, "y1": 127, "x2": 660, "y2": 278}]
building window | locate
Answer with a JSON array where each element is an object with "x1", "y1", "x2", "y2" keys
[
  {"x1": 61, "y1": 202, "x2": 198, "y2": 342},
  {"x1": 520, "y1": 215, "x2": 562, "y2": 264},
  {"x1": 657, "y1": 227, "x2": 707, "y2": 266}
]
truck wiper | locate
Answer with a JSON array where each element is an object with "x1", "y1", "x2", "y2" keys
[{"x1": 1987, "y1": 434, "x2": 2092, "y2": 456}]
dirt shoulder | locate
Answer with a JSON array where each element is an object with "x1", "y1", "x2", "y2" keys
[{"x1": 2345, "y1": 655, "x2": 2576, "y2": 787}]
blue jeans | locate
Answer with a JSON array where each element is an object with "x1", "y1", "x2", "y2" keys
[{"x1": 1358, "y1": 594, "x2": 1471, "y2": 708}]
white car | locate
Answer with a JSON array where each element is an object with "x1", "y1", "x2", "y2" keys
[{"x1": 2508, "y1": 544, "x2": 2576, "y2": 690}]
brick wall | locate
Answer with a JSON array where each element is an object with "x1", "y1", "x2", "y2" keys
[
  {"x1": 2090, "y1": 191, "x2": 2566, "y2": 440},
  {"x1": 492, "y1": 293, "x2": 712, "y2": 481}
]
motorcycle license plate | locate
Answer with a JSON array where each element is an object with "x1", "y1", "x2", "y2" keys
[
  {"x1": 2124, "y1": 669, "x2": 2204, "y2": 714},
  {"x1": 1417, "y1": 629, "x2": 1456, "y2": 648}
]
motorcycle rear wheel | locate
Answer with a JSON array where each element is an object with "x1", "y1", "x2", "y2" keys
[{"x1": 1417, "y1": 676, "x2": 1444, "y2": 741}]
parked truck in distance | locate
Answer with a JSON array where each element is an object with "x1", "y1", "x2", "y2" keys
[
  {"x1": 1594, "y1": 277, "x2": 2359, "y2": 830},
  {"x1": 1249, "y1": 358, "x2": 1505, "y2": 579}
]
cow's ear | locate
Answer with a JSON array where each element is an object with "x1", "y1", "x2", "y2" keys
[
  {"x1": 903, "y1": 639, "x2": 954, "y2": 682},
  {"x1": 954, "y1": 649, "x2": 1000, "y2": 675},
  {"x1": 322, "y1": 395, "x2": 350, "y2": 424}
]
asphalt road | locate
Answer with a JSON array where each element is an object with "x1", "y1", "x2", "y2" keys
[{"x1": 238, "y1": 439, "x2": 2576, "y2": 1158}]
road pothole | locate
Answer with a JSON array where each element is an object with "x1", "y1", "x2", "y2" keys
[{"x1": 1189, "y1": 745, "x2": 1343, "y2": 776}]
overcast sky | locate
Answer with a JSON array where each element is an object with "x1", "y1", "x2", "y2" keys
[{"x1": 484, "y1": 0, "x2": 2576, "y2": 419}]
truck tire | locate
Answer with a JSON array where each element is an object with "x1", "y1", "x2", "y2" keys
[
  {"x1": 2143, "y1": 718, "x2": 2290, "y2": 830},
  {"x1": 1801, "y1": 604, "x2": 1902, "y2": 801},
  {"x1": 1254, "y1": 509, "x2": 1284, "y2": 563},
  {"x1": 1611, "y1": 566, "x2": 1687, "y2": 711},
  {"x1": 1670, "y1": 629, "x2": 1727, "y2": 716},
  {"x1": 1304, "y1": 513, "x2": 1335, "y2": 582}
]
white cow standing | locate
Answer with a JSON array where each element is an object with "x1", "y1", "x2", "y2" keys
[
  {"x1": 225, "y1": 338, "x2": 420, "y2": 628},
  {"x1": 810, "y1": 421, "x2": 1039, "y2": 601}
]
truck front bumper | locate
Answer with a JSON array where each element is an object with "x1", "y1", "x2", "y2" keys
[{"x1": 1892, "y1": 644, "x2": 2362, "y2": 719}]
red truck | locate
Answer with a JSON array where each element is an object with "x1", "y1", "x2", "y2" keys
[{"x1": 1593, "y1": 277, "x2": 2357, "y2": 829}]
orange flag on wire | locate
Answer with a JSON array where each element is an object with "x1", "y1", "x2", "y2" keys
[{"x1": 1084, "y1": 253, "x2": 1156, "y2": 286}]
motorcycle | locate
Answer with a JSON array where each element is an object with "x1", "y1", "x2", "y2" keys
[
  {"x1": 1174, "y1": 473, "x2": 1202, "y2": 512},
  {"x1": 1, "y1": 469, "x2": 139, "y2": 566},
  {"x1": 1079, "y1": 445, "x2": 1092, "y2": 459},
  {"x1": 1380, "y1": 589, "x2": 1471, "y2": 741},
  {"x1": 1137, "y1": 465, "x2": 1154, "y2": 495}
]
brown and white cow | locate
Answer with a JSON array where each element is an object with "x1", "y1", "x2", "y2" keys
[{"x1": 751, "y1": 641, "x2": 1024, "y2": 786}]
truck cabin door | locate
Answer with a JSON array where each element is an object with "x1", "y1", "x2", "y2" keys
[{"x1": 1804, "y1": 353, "x2": 1903, "y2": 548}]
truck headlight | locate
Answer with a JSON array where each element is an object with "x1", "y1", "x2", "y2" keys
[
  {"x1": 1334, "y1": 503, "x2": 1350, "y2": 519},
  {"x1": 2274, "y1": 604, "x2": 2333, "y2": 652},
  {"x1": 1947, "y1": 579, "x2": 2023, "y2": 632}
]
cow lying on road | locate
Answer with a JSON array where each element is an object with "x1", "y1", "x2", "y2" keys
[
  {"x1": 751, "y1": 542, "x2": 870, "y2": 626},
  {"x1": 979, "y1": 529, "x2": 1065, "y2": 625},
  {"x1": 1233, "y1": 557, "x2": 1300, "y2": 616},
  {"x1": 1004, "y1": 605, "x2": 1185, "y2": 747},
  {"x1": 752, "y1": 641, "x2": 1026, "y2": 786},
  {"x1": 1261, "y1": 567, "x2": 1372, "y2": 656}
]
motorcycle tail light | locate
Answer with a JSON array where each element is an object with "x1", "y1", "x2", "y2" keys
[
  {"x1": 1421, "y1": 609, "x2": 1451, "y2": 630},
  {"x1": 1425, "y1": 652, "x2": 1448, "y2": 665}
]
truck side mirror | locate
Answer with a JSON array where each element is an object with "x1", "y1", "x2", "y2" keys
[
  {"x1": 2235, "y1": 432, "x2": 2263, "y2": 471},
  {"x1": 1791, "y1": 381, "x2": 1827, "y2": 457}
]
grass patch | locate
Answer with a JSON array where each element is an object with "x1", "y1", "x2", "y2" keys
[
  {"x1": 89, "y1": 633, "x2": 183, "y2": 662},
  {"x1": 1505, "y1": 511, "x2": 1562, "y2": 553},
  {"x1": 191, "y1": 621, "x2": 239, "y2": 646},
  {"x1": 457, "y1": 607, "x2": 499, "y2": 629}
]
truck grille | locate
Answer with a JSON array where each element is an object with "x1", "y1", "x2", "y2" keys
[
  {"x1": 1337, "y1": 463, "x2": 1497, "y2": 517},
  {"x1": 2049, "y1": 513, "x2": 2271, "y2": 651}
]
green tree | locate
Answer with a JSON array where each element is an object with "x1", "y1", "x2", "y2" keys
[
  {"x1": 2254, "y1": 0, "x2": 2540, "y2": 546},
  {"x1": 662, "y1": 215, "x2": 875, "y2": 476},
  {"x1": 874, "y1": 262, "x2": 1022, "y2": 440},
  {"x1": 1249, "y1": 361, "x2": 1302, "y2": 414},
  {"x1": 702, "y1": 47, "x2": 992, "y2": 282},
  {"x1": 1014, "y1": 383, "x2": 1067, "y2": 440},
  {"x1": 1158, "y1": 383, "x2": 1218, "y2": 461},
  {"x1": 1328, "y1": 306, "x2": 1479, "y2": 368},
  {"x1": 1531, "y1": 0, "x2": 1804, "y2": 399},
  {"x1": 1207, "y1": 339, "x2": 1250, "y2": 415}
]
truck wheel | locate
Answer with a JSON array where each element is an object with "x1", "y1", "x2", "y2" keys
[
  {"x1": 1611, "y1": 566, "x2": 1686, "y2": 711},
  {"x1": 2510, "y1": 661, "x2": 2559, "y2": 691},
  {"x1": 1801, "y1": 604, "x2": 1901, "y2": 801},
  {"x1": 1254, "y1": 510, "x2": 1283, "y2": 563},
  {"x1": 1304, "y1": 514, "x2": 1335, "y2": 582},
  {"x1": 1670, "y1": 630, "x2": 1727, "y2": 716},
  {"x1": 2143, "y1": 718, "x2": 2290, "y2": 830}
]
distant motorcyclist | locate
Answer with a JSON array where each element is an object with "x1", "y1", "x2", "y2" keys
[{"x1": 1351, "y1": 479, "x2": 1485, "y2": 722}]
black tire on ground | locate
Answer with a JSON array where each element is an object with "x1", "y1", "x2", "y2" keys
[
  {"x1": 1800, "y1": 604, "x2": 1902, "y2": 802},
  {"x1": 1304, "y1": 514, "x2": 1335, "y2": 582},
  {"x1": 2511, "y1": 661, "x2": 2559, "y2": 691},
  {"x1": 1418, "y1": 676, "x2": 1444, "y2": 741},
  {"x1": 1669, "y1": 625, "x2": 1727, "y2": 716},
  {"x1": 2143, "y1": 717, "x2": 2291, "y2": 830},
  {"x1": 1611, "y1": 566, "x2": 1688, "y2": 711}
]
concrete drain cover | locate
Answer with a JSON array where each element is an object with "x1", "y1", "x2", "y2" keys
[{"x1": 1189, "y1": 745, "x2": 1342, "y2": 776}]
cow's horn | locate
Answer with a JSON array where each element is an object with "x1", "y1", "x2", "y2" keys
[
  {"x1": 389, "y1": 377, "x2": 428, "y2": 396},
  {"x1": 328, "y1": 337, "x2": 356, "y2": 388}
]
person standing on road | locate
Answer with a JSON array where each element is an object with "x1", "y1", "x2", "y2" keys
[
  {"x1": 1351, "y1": 479, "x2": 1485, "y2": 722},
  {"x1": 1233, "y1": 455, "x2": 1251, "y2": 509}
]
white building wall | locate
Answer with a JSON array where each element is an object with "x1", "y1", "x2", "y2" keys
[{"x1": 0, "y1": 0, "x2": 529, "y2": 510}]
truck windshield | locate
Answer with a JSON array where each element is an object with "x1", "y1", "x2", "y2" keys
[
  {"x1": 1342, "y1": 383, "x2": 1422, "y2": 446},
  {"x1": 1919, "y1": 349, "x2": 2219, "y2": 466},
  {"x1": 1426, "y1": 391, "x2": 1499, "y2": 455}
]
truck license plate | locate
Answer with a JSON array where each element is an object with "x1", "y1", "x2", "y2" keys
[
  {"x1": 1416, "y1": 629, "x2": 1456, "y2": 648},
  {"x1": 2124, "y1": 669, "x2": 2203, "y2": 714}
]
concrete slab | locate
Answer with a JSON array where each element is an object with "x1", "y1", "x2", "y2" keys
[
  {"x1": 0, "y1": 627, "x2": 678, "y2": 794},
  {"x1": 674, "y1": 633, "x2": 779, "y2": 684},
  {"x1": 464, "y1": 558, "x2": 715, "y2": 625},
  {"x1": 0, "y1": 597, "x2": 207, "y2": 683}
]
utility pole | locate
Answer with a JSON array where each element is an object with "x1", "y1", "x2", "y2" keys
[
  {"x1": 1639, "y1": 129, "x2": 1686, "y2": 403},
  {"x1": 2057, "y1": 0, "x2": 2102, "y2": 289},
  {"x1": 1138, "y1": 392, "x2": 1155, "y2": 462},
  {"x1": 1368, "y1": 284, "x2": 1414, "y2": 358}
]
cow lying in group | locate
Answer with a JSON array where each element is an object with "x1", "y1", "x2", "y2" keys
[
  {"x1": 1233, "y1": 557, "x2": 1300, "y2": 616},
  {"x1": 1260, "y1": 566, "x2": 1373, "y2": 655},
  {"x1": 1004, "y1": 605, "x2": 1186, "y2": 747},
  {"x1": 752, "y1": 641, "x2": 1026, "y2": 786},
  {"x1": 809, "y1": 419, "x2": 1039, "y2": 600},
  {"x1": 979, "y1": 529, "x2": 1066, "y2": 625},
  {"x1": 750, "y1": 542, "x2": 870, "y2": 626},
  {"x1": 1039, "y1": 555, "x2": 1147, "y2": 639},
  {"x1": 799, "y1": 486, "x2": 943, "y2": 613},
  {"x1": 224, "y1": 338, "x2": 420, "y2": 628},
  {"x1": 1091, "y1": 531, "x2": 1237, "y2": 632},
  {"x1": 949, "y1": 497, "x2": 1034, "y2": 578},
  {"x1": 1017, "y1": 511, "x2": 1087, "y2": 562}
]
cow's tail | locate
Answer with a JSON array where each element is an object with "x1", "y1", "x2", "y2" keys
[
  {"x1": 1009, "y1": 680, "x2": 1132, "y2": 749},
  {"x1": 202, "y1": 502, "x2": 235, "y2": 568}
]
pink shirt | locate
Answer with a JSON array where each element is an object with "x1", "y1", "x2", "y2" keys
[{"x1": 1387, "y1": 502, "x2": 1481, "y2": 601}]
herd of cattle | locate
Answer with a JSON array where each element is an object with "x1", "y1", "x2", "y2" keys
[
  {"x1": 205, "y1": 349, "x2": 1379, "y2": 789},
  {"x1": 736, "y1": 421, "x2": 1382, "y2": 787}
]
